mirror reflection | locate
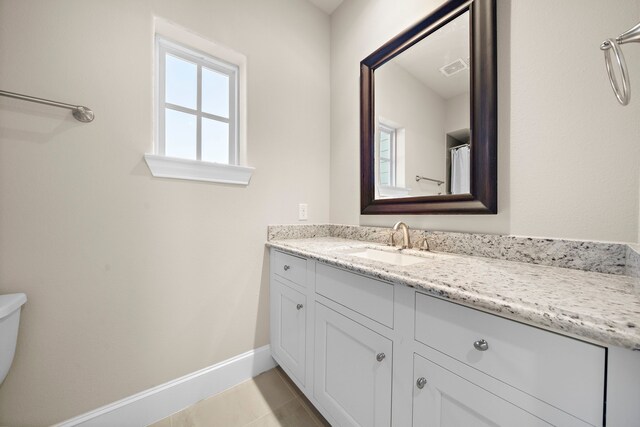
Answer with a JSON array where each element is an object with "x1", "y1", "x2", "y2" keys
[{"x1": 375, "y1": 11, "x2": 470, "y2": 199}]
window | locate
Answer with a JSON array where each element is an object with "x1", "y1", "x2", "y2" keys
[
  {"x1": 378, "y1": 124, "x2": 396, "y2": 187},
  {"x1": 145, "y1": 21, "x2": 253, "y2": 185},
  {"x1": 158, "y1": 37, "x2": 237, "y2": 163}
]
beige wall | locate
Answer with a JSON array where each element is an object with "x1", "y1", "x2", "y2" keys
[
  {"x1": 445, "y1": 92, "x2": 470, "y2": 135},
  {"x1": 0, "y1": 0, "x2": 330, "y2": 425},
  {"x1": 330, "y1": 0, "x2": 640, "y2": 242}
]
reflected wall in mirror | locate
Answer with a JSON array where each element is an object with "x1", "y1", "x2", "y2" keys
[
  {"x1": 375, "y1": 11, "x2": 470, "y2": 199},
  {"x1": 361, "y1": 0, "x2": 497, "y2": 214}
]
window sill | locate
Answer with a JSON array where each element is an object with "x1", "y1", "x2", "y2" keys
[
  {"x1": 378, "y1": 185, "x2": 411, "y2": 197},
  {"x1": 144, "y1": 154, "x2": 254, "y2": 186}
]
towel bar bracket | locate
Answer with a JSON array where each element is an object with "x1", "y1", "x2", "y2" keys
[{"x1": 0, "y1": 89, "x2": 94, "y2": 122}]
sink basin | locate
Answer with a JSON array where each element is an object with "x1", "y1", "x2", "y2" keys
[{"x1": 340, "y1": 248, "x2": 427, "y2": 266}]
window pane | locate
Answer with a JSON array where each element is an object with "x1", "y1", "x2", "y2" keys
[
  {"x1": 379, "y1": 129, "x2": 392, "y2": 186},
  {"x1": 165, "y1": 108, "x2": 197, "y2": 160},
  {"x1": 202, "y1": 118, "x2": 229, "y2": 163},
  {"x1": 380, "y1": 130, "x2": 391, "y2": 161},
  {"x1": 202, "y1": 67, "x2": 230, "y2": 118},
  {"x1": 380, "y1": 159, "x2": 390, "y2": 186},
  {"x1": 165, "y1": 53, "x2": 197, "y2": 109}
]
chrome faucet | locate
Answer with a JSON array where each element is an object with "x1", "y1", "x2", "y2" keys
[{"x1": 392, "y1": 221, "x2": 411, "y2": 249}]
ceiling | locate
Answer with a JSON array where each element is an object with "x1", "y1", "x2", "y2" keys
[
  {"x1": 391, "y1": 11, "x2": 470, "y2": 100},
  {"x1": 307, "y1": 0, "x2": 344, "y2": 14}
]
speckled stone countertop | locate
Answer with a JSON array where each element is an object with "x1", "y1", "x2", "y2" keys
[{"x1": 266, "y1": 237, "x2": 640, "y2": 351}]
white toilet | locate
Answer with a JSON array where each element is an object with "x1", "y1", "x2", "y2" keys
[{"x1": 0, "y1": 293, "x2": 27, "y2": 385}]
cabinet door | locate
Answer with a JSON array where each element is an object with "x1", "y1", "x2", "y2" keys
[
  {"x1": 314, "y1": 303, "x2": 392, "y2": 427},
  {"x1": 270, "y1": 279, "x2": 306, "y2": 385},
  {"x1": 413, "y1": 354, "x2": 550, "y2": 427}
]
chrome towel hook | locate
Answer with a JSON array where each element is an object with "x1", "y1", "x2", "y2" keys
[{"x1": 601, "y1": 22, "x2": 640, "y2": 106}]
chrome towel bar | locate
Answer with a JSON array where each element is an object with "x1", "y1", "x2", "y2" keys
[
  {"x1": 601, "y1": 21, "x2": 640, "y2": 106},
  {"x1": 0, "y1": 89, "x2": 94, "y2": 122}
]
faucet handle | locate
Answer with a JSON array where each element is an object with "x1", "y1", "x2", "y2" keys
[
  {"x1": 418, "y1": 237, "x2": 431, "y2": 251},
  {"x1": 388, "y1": 230, "x2": 396, "y2": 247},
  {"x1": 414, "y1": 237, "x2": 431, "y2": 252}
]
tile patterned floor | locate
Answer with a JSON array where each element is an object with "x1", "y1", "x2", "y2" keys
[{"x1": 148, "y1": 367, "x2": 330, "y2": 427}]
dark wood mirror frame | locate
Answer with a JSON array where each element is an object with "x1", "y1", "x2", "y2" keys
[{"x1": 360, "y1": 0, "x2": 497, "y2": 215}]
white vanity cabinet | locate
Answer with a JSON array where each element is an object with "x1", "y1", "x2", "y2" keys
[
  {"x1": 270, "y1": 277, "x2": 307, "y2": 385},
  {"x1": 269, "y1": 251, "x2": 310, "y2": 387},
  {"x1": 312, "y1": 262, "x2": 394, "y2": 425},
  {"x1": 269, "y1": 249, "x2": 612, "y2": 427},
  {"x1": 412, "y1": 354, "x2": 549, "y2": 426},
  {"x1": 414, "y1": 293, "x2": 604, "y2": 426},
  {"x1": 314, "y1": 303, "x2": 392, "y2": 426}
]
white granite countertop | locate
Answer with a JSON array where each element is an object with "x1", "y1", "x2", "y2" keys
[{"x1": 266, "y1": 237, "x2": 640, "y2": 351}]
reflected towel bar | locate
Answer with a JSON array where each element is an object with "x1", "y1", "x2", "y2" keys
[
  {"x1": 0, "y1": 89, "x2": 94, "y2": 122},
  {"x1": 415, "y1": 175, "x2": 444, "y2": 185}
]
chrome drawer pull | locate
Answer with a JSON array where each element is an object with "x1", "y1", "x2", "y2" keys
[
  {"x1": 283, "y1": 265, "x2": 290, "y2": 271},
  {"x1": 296, "y1": 304, "x2": 303, "y2": 310},
  {"x1": 376, "y1": 352, "x2": 386, "y2": 362},
  {"x1": 416, "y1": 377, "x2": 427, "y2": 389},
  {"x1": 474, "y1": 339, "x2": 489, "y2": 351}
]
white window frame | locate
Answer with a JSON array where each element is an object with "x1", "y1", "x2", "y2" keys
[
  {"x1": 156, "y1": 37, "x2": 238, "y2": 164},
  {"x1": 145, "y1": 18, "x2": 253, "y2": 186}
]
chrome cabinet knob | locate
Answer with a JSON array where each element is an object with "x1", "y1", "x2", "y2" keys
[
  {"x1": 416, "y1": 377, "x2": 427, "y2": 389},
  {"x1": 283, "y1": 265, "x2": 290, "y2": 271},
  {"x1": 376, "y1": 352, "x2": 386, "y2": 362},
  {"x1": 296, "y1": 304, "x2": 303, "y2": 310},
  {"x1": 474, "y1": 339, "x2": 489, "y2": 351}
]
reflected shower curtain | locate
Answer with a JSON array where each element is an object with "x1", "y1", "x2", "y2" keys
[{"x1": 451, "y1": 146, "x2": 470, "y2": 194}]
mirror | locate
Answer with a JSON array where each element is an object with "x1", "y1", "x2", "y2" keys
[{"x1": 360, "y1": 0, "x2": 497, "y2": 214}]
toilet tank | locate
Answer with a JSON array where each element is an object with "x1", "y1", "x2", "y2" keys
[{"x1": 0, "y1": 293, "x2": 27, "y2": 385}]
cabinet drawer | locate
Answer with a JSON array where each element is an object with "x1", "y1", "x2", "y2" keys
[
  {"x1": 414, "y1": 292, "x2": 605, "y2": 426},
  {"x1": 316, "y1": 263, "x2": 394, "y2": 328},
  {"x1": 273, "y1": 250, "x2": 307, "y2": 287}
]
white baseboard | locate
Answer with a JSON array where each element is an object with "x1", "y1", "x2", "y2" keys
[{"x1": 53, "y1": 345, "x2": 277, "y2": 427}]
